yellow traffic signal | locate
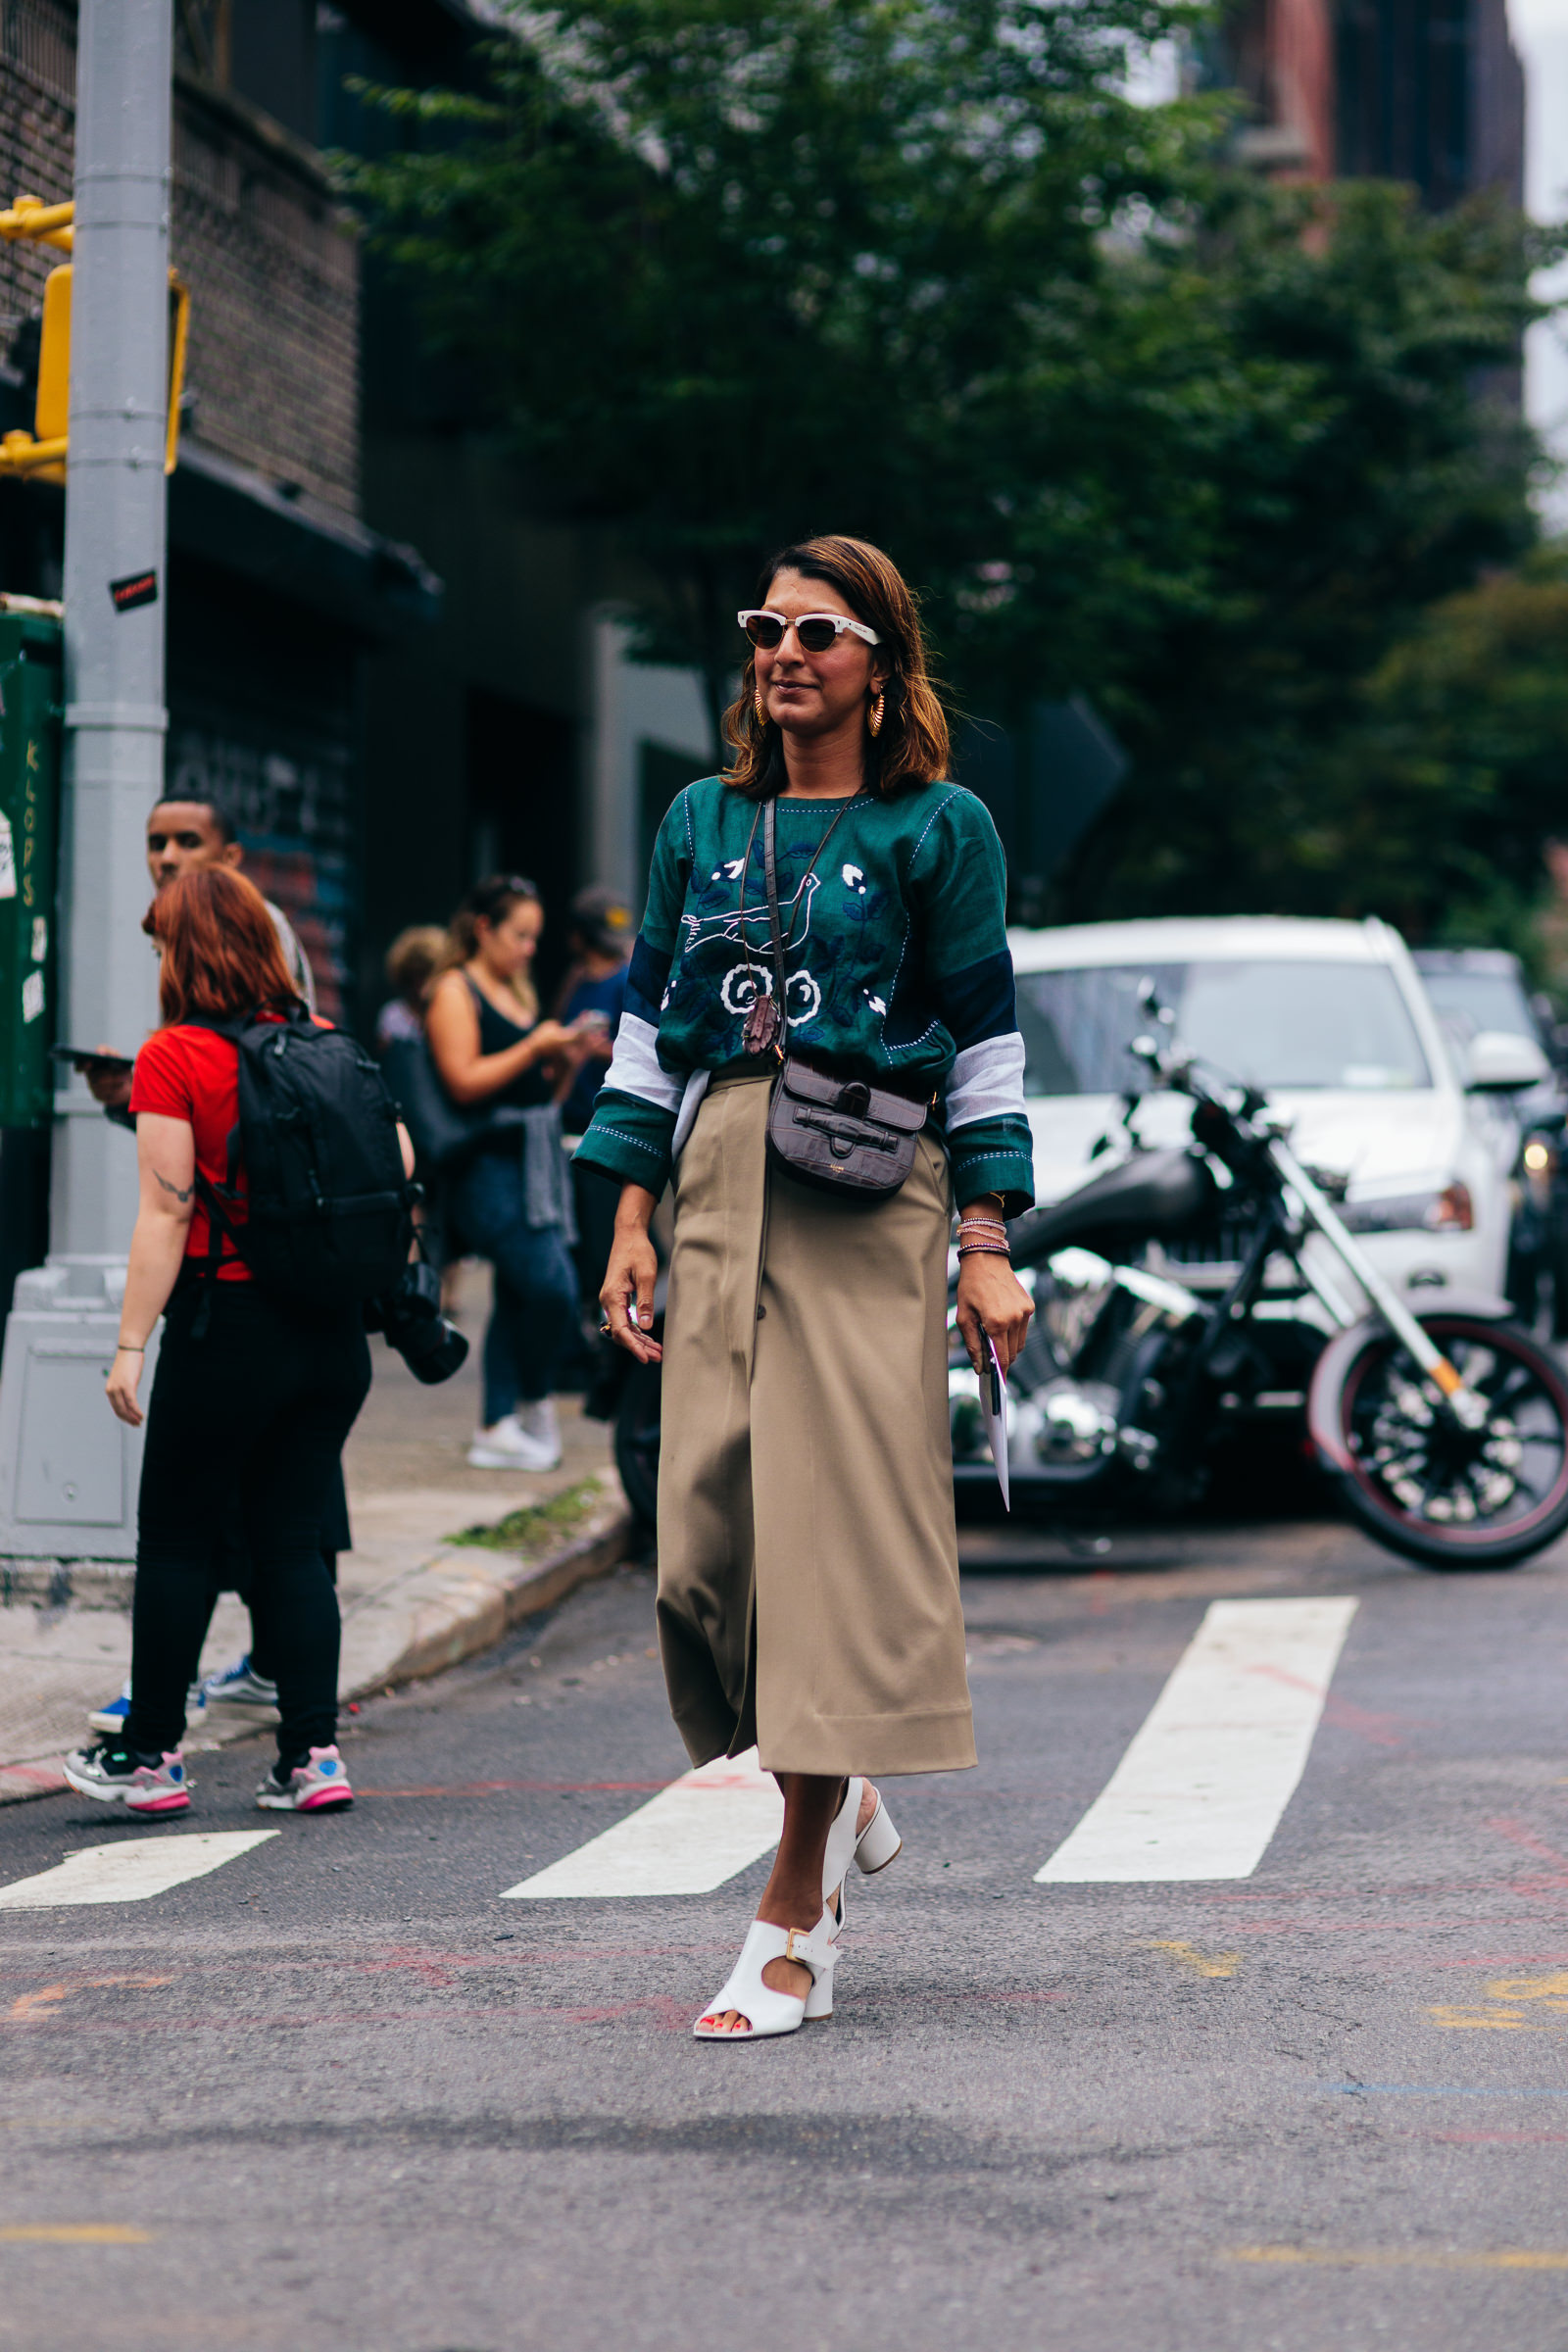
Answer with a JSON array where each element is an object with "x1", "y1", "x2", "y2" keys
[{"x1": 0, "y1": 198, "x2": 189, "y2": 479}]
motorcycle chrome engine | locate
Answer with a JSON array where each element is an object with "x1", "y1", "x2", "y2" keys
[
  {"x1": 1039, "y1": 1247, "x2": 1118, "y2": 1360},
  {"x1": 1031, "y1": 1377, "x2": 1121, "y2": 1465}
]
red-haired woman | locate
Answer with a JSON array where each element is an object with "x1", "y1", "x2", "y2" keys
[
  {"x1": 581, "y1": 536, "x2": 1036, "y2": 2038},
  {"x1": 63, "y1": 867, "x2": 410, "y2": 1818}
]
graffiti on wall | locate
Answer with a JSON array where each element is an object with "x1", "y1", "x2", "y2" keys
[{"x1": 166, "y1": 724, "x2": 353, "y2": 1023}]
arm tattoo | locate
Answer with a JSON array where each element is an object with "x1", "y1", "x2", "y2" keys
[{"x1": 153, "y1": 1169, "x2": 195, "y2": 1203}]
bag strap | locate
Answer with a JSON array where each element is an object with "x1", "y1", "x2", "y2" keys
[{"x1": 762, "y1": 796, "x2": 788, "y2": 1034}]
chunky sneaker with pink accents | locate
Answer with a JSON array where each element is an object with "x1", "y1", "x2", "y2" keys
[
  {"x1": 62, "y1": 1742, "x2": 191, "y2": 1815},
  {"x1": 256, "y1": 1746, "x2": 354, "y2": 1813}
]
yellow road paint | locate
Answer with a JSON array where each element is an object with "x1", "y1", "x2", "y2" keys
[
  {"x1": 1430, "y1": 1973, "x2": 1568, "y2": 2030},
  {"x1": 1147, "y1": 1938, "x2": 1241, "y2": 1980},
  {"x1": 1229, "y1": 2246, "x2": 1568, "y2": 2271},
  {"x1": 1428, "y1": 2006, "x2": 1534, "y2": 2031},
  {"x1": 8, "y1": 1975, "x2": 173, "y2": 2023},
  {"x1": 0, "y1": 2226, "x2": 151, "y2": 2244},
  {"x1": 8, "y1": 1985, "x2": 68, "y2": 2022},
  {"x1": 1486, "y1": 1973, "x2": 1568, "y2": 2007}
]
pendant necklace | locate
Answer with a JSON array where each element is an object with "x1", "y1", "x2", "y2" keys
[{"x1": 739, "y1": 792, "x2": 865, "y2": 1055}]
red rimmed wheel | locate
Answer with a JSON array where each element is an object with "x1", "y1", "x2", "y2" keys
[{"x1": 1310, "y1": 1314, "x2": 1568, "y2": 1570}]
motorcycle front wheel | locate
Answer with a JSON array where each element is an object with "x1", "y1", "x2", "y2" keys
[{"x1": 1313, "y1": 1313, "x2": 1568, "y2": 1570}]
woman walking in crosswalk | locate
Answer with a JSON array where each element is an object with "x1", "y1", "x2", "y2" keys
[{"x1": 581, "y1": 535, "x2": 1036, "y2": 2039}]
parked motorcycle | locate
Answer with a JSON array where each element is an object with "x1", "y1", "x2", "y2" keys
[{"x1": 951, "y1": 983, "x2": 1568, "y2": 1569}]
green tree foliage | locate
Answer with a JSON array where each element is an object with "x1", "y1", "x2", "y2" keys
[
  {"x1": 334, "y1": 0, "x2": 1225, "y2": 739},
  {"x1": 1067, "y1": 183, "x2": 1550, "y2": 921},
  {"x1": 1313, "y1": 551, "x2": 1568, "y2": 968},
  {"x1": 338, "y1": 1, "x2": 1556, "y2": 922}
]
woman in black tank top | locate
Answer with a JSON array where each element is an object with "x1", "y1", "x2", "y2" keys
[
  {"x1": 461, "y1": 973, "x2": 556, "y2": 1120},
  {"x1": 427, "y1": 877, "x2": 594, "y2": 1471}
]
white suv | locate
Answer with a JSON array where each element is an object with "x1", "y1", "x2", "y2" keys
[{"x1": 1009, "y1": 913, "x2": 1513, "y2": 1303}]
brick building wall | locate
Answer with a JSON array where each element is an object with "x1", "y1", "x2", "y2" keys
[
  {"x1": 0, "y1": 0, "x2": 74, "y2": 341},
  {"x1": 172, "y1": 79, "x2": 360, "y2": 515},
  {"x1": 0, "y1": 0, "x2": 360, "y2": 517},
  {"x1": 1223, "y1": 0, "x2": 1525, "y2": 212}
]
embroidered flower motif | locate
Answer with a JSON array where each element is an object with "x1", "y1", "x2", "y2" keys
[{"x1": 842, "y1": 862, "x2": 866, "y2": 892}]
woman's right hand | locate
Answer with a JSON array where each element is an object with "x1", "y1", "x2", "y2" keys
[
  {"x1": 106, "y1": 1346, "x2": 146, "y2": 1428},
  {"x1": 601, "y1": 1190, "x2": 662, "y2": 1362},
  {"x1": 524, "y1": 1019, "x2": 578, "y2": 1062}
]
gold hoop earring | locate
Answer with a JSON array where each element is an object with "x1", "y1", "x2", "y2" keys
[
  {"x1": 868, "y1": 688, "x2": 885, "y2": 739},
  {"x1": 755, "y1": 691, "x2": 766, "y2": 723}
]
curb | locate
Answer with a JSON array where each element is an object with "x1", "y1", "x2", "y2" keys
[
  {"x1": 0, "y1": 1758, "x2": 68, "y2": 1803},
  {"x1": 0, "y1": 1478, "x2": 639, "y2": 1805},
  {"x1": 339, "y1": 1493, "x2": 638, "y2": 1698}
]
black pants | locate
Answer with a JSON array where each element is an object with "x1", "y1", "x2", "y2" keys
[
  {"x1": 241, "y1": 1468, "x2": 349, "y2": 1681},
  {"x1": 124, "y1": 1277, "x2": 371, "y2": 1764}
]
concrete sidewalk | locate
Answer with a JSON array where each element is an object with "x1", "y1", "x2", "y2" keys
[{"x1": 0, "y1": 1267, "x2": 636, "y2": 1801}]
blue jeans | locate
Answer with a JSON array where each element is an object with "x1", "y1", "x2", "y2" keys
[{"x1": 451, "y1": 1149, "x2": 579, "y2": 1426}]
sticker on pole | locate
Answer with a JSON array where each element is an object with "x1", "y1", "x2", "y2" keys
[
  {"x1": 21, "y1": 969, "x2": 43, "y2": 1022},
  {"x1": 109, "y1": 568, "x2": 158, "y2": 613},
  {"x1": 0, "y1": 810, "x2": 14, "y2": 899}
]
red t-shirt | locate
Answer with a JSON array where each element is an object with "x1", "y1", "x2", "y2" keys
[{"x1": 127, "y1": 1017, "x2": 330, "y2": 1280}]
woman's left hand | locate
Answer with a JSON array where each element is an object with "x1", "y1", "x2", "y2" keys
[
  {"x1": 956, "y1": 1252, "x2": 1034, "y2": 1376},
  {"x1": 105, "y1": 1347, "x2": 146, "y2": 1428}
]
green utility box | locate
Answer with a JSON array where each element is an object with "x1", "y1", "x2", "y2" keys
[{"x1": 0, "y1": 609, "x2": 61, "y2": 1126}]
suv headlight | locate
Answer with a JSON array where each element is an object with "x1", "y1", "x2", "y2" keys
[{"x1": 1339, "y1": 1182, "x2": 1474, "y2": 1235}]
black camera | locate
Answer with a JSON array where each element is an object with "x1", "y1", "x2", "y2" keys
[{"x1": 365, "y1": 1261, "x2": 469, "y2": 1385}]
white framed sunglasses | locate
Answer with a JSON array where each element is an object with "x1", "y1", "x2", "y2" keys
[{"x1": 738, "y1": 608, "x2": 881, "y2": 653}]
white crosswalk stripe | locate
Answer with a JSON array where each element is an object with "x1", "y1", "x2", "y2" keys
[
  {"x1": 0, "y1": 1603, "x2": 1360, "y2": 1913},
  {"x1": 1036, "y1": 1596, "x2": 1358, "y2": 1884},
  {"x1": 0, "y1": 1831, "x2": 278, "y2": 1909},
  {"x1": 501, "y1": 1748, "x2": 783, "y2": 1899}
]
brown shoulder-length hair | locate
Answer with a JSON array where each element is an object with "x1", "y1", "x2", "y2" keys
[
  {"x1": 723, "y1": 534, "x2": 951, "y2": 802},
  {"x1": 143, "y1": 866, "x2": 302, "y2": 1026},
  {"x1": 432, "y1": 872, "x2": 542, "y2": 1019}
]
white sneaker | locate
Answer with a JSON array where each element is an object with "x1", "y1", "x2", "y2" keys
[
  {"x1": 515, "y1": 1397, "x2": 562, "y2": 1468},
  {"x1": 466, "y1": 1411, "x2": 559, "y2": 1471}
]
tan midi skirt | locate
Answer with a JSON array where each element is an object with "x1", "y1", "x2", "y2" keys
[{"x1": 655, "y1": 1067, "x2": 976, "y2": 1779}]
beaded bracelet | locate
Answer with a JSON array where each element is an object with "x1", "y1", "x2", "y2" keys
[{"x1": 957, "y1": 1240, "x2": 1012, "y2": 1258}]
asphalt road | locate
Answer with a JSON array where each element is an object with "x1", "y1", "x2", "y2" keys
[{"x1": 6, "y1": 1511, "x2": 1568, "y2": 2352}]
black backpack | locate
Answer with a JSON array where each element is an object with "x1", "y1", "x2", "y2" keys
[{"x1": 190, "y1": 1006, "x2": 417, "y2": 1309}]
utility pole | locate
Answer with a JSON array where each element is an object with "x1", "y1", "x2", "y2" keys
[{"x1": 0, "y1": 0, "x2": 172, "y2": 1560}]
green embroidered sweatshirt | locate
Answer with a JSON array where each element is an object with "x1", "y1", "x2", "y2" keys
[{"x1": 575, "y1": 777, "x2": 1035, "y2": 1212}]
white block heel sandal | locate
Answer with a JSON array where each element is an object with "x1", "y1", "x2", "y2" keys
[
  {"x1": 821, "y1": 1778, "x2": 903, "y2": 1944},
  {"x1": 693, "y1": 1918, "x2": 838, "y2": 2041},
  {"x1": 855, "y1": 1788, "x2": 902, "y2": 1876}
]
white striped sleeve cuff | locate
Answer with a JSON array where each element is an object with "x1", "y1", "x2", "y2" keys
[
  {"x1": 600, "y1": 1010, "x2": 686, "y2": 1116},
  {"x1": 945, "y1": 1032, "x2": 1026, "y2": 1131}
]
